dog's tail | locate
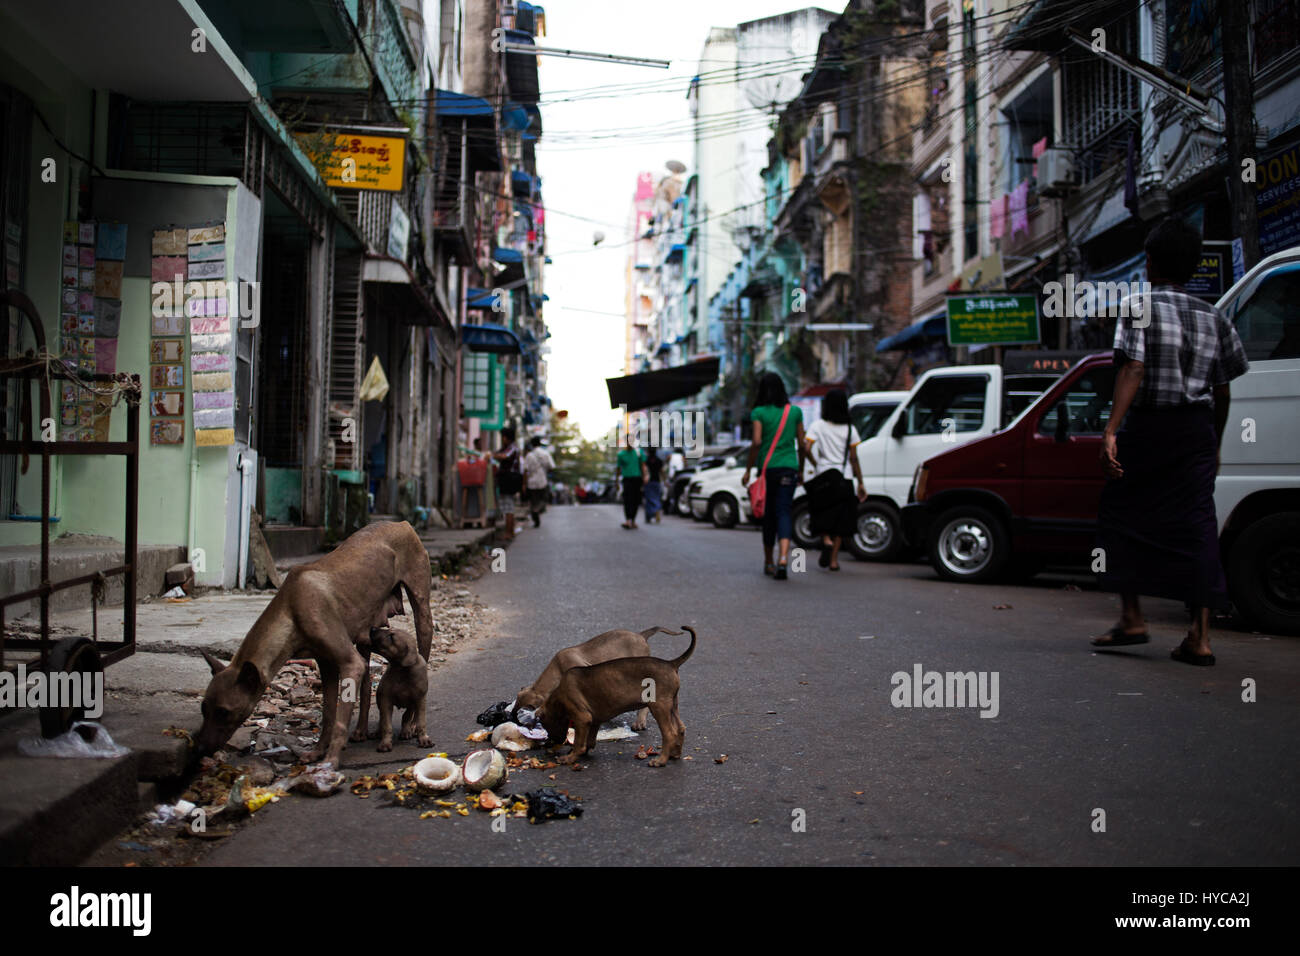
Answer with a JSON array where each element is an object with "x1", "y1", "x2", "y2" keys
[
  {"x1": 669, "y1": 625, "x2": 696, "y2": 669},
  {"x1": 639, "y1": 625, "x2": 684, "y2": 641}
]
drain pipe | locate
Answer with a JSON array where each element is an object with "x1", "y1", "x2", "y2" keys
[
  {"x1": 237, "y1": 453, "x2": 255, "y2": 587},
  {"x1": 186, "y1": 444, "x2": 198, "y2": 580}
]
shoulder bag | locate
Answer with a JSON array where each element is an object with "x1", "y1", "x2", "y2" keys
[{"x1": 748, "y1": 404, "x2": 790, "y2": 520}]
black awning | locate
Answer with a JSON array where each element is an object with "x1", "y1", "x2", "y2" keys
[{"x1": 606, "y1": 357, "x2": 721, "y2": 412}]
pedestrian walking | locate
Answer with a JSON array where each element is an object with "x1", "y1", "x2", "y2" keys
[
  {"x1": 803, "y1": 389, "x2": 867, "y2": 570},
  {"x1": 492, "y1": 425, "x2": 522, "y2": 539},
  {"x1": 643, "y1": 448, "x2": 665, "y2": 523},
  {"x1": 521, "y1": 436, "x2": 555, "y2": 528},
  {"x1": 616, "y1": 438, "x2": 646, "y2": 529},
  {"x1": 742, "y1": 371, "x2": 806, "y2": 579},
  {"x1": 1091, "y1": 217, "x2": 1249, "y2": 665}
]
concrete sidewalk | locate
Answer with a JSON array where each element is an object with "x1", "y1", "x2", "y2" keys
[{"x1": 0, "y1": 522, "x2": 499, "y2": 865}]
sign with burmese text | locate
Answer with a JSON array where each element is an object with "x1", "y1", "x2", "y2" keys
[
  {"x1": 945, "y1": 293, "x2": 1040, "y2": 347},
  {"x1": 293, "y1": 132, "x2": 406, "y2": 191}
]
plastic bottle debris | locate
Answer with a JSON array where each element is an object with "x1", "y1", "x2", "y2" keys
[
  {"x1": 523, "y1": 787, "x2": 584, "y2": 824},
  {"x1": 18, "y1": 721, "x2": 129, "y2": 759},
  {"x1": 476, "y1": 700, "x2": 515, "y2": 728}
]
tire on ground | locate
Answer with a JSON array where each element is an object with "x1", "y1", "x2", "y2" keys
[
  {"x1": 1227, "y1": 511, "x2": 1300, "y2": 635},
  {"x1": 710, "y1": 493, "x2": 739, "y2": 529},
  {"x1": 791, "y1": 500, "x2": 818, "y2": 549},
  {"x1": 846, "y1": 500, "x2": 903, "y2": 562},
  {"x1": 929, "y1": 505, "x2": 1011, "y2": 583}
]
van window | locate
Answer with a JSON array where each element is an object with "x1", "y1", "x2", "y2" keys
[
  {"x1": 850, "y1": 402, "x2": 898, "y2": 439},
  {"x1": 899, "y1": 375, "x2": 988, "y2": 436},
  {"x1": 1037, "y1": 366, "x2": 1116, "y2": 437},
  {"x1": 1232, "y1": 266, "x2": 1300, "y2": 361}
]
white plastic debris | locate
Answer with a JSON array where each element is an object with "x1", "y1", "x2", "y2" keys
[
  {"x1": 18, "y1": 721, "x2": 129, "y2": 759},
  {"x1": 161, "y1": 585, "x2": 187, "y2": 599},
  {"x1": 595, "y1": 724, "x2": 637, "y2": 742}
]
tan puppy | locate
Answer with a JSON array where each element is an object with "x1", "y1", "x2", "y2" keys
[
  {"x1": 538, "y1": 626, "x2": 695, "y2": 768},
  {"x1": 516, "y1": 625, "x2": 682, "y2": 731},
  {"x1": 367, "y1": 626, "x2": 431, "y2": 752}
]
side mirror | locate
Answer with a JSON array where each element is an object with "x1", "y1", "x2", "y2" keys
[
  {"x1": 724, "y1": 456, "x2": 737, "y2": 468},
  {"x1": 891, "y1": 414, "x2": 907, "y2": 440}
]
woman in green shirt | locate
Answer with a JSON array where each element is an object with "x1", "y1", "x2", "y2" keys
[
  {"x1": 616, "y1": 441, "x2": 647, "y2": 529},
  {"x1": 742, "y1": 371, "x2": 806, "y2": 579}
]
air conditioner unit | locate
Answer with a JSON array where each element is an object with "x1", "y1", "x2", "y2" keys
[{"x1": 1037, "y1": 148, "x2": 1077, "y2": 197}]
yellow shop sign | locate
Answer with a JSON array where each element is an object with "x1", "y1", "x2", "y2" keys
[{"x1": 295, "y1": 132, "x2": 406, "y2": 191}]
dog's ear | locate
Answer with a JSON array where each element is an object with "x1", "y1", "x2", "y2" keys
[
  {"x1": 201, "y1": 649, "x2": 229, "y2": 676},
  {"x1": 236, "y1": 661, "x2": 262, "y2": 693}
]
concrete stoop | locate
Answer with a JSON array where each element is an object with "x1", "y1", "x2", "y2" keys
[
  {"x1": 0, "y1": 539, "x2": 185, "y2": 617},
  {"x1": 0, "y1": 710, "x2": 140, "y2": 866}
]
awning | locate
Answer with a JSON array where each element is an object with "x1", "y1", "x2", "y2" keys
[
  {"x1": 467, "y1": 287, "x2": 497, "y2": 310},
  {"x1": 434, "y1": 90, "x2": 500, "y2": 172},
  {"x1": 606, "y1": 356, "x2": 721, "y2": 412},
  {"x1": 462, "y1": 323, "x2": 522, "y2": 354},
  {"x1": 511, "y1": 170, "x2": 534, "y2": 196},
  {"x1": 493, "y1": 246, "x2": 523, "y2": 264},
  {"x1": 362, "y1": 256, "x2": 448, "y2": 327},
  {"x1": 875, "y1": 312, "x2": 947, "y2": 353},
  {"x1": 505, "y1": 30, "x2": 539, "y2": 104}
]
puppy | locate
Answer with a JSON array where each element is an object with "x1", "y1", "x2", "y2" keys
[
  {"x1": 517, "y1": 625, "x2": 682, "y2": 731},
  {"x1": 368, "y1": 626, "x2": 431, "y2": 752},
  {"x1": 538, "y1": 626, "x2": 695, "y2": 768}
]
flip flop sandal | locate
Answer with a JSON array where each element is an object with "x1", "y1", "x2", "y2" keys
[
  {"x1": 764, "y1": 564, "x2": 775, "y2": 576},
  {"x1": 1170, "y1": 643, "x2": 1216, "y2": 667},
  {"x1": 1091, "y1": 626, "x2": 1150, "y2": 647},
  {"x1": 818, "y1": 549, "x2": 831, "y2": 568},
  {"x1": 775, "y1": 563, "x2": 788, "y2": 580}
]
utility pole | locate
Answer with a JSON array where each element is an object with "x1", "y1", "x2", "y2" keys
[{"x1": 1220, "y1": 1, "x2": 1262, "y2": 268}]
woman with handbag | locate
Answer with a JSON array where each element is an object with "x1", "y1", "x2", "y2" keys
[
  {"x1": 742, "y1": 372, "x2": 806, "y2": 580},
  {"x1": 804, "y1": 390, "x2": 867, "y2": 571}
]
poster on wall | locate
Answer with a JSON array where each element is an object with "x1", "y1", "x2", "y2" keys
[
  {"x1": 186, "y1": 221, "x2": 235, "y2": 447},
  {"x1": 150, "y1": 226, "x2": 189, "y2": 445},
  {"x1": 59, "y1": 220, "x2": 127, "y2": 442}
]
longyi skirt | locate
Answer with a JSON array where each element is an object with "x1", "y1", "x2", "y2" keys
[{"x1": 1095, "y1": 405, "x2": 1227, "y2": 608}]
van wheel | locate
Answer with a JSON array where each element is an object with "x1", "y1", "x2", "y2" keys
[
  {"x1": 1228, "y1": 512, "x2": 1300, "y2": 634},
  {"x1": 710, "y1": 494, "x2": 739, "y2": 529},
  {"x1": 39, "y1": 636, "x2": 103, "y2": 738},
  {"x1": 930, "y1": 506, "x2": 1010, "y2": 583},
  {"x1": 792, "y1": 501, "x2": 818, "y2": 549},
  {"x1": 847, "y1": 501, "x2": 902, "y2": 561}
]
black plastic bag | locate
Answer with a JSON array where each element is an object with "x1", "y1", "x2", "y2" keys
[
  {"x1": 524, "y1": 787, "x2": 584, "y2": 823},
  {"x1": 476, "y1": 701, "x2": 514, "y2": 727}
]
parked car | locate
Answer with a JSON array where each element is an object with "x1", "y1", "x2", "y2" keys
[
  {"x1": 665, "y1": 444, "x2": 748, "y2": 516},
  {"x1": 689, "y1": 392, "x2": 904, "y2": 529},
  {"x1": 773, "y1": 364, "x2": 1056, "y2": 559},
  {"x1": 903, "y1": 247, "x2": 1300, "y2": 633}
]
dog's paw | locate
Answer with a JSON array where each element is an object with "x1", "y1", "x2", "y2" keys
[
  {"x1": 376, "y1": 740, "x2": 394, "y2": 753},
  {"x1": 647, "y1": 755, "x2": 668, "y2": 767},
  {"x1": 417, "y1": 734, "x2": 432, "y2": 747},
  {"x1": 349, "y1": 729, "x2": 366, "y2": 743},
  {"x1": 556, "y1": 752, "x2": 579, "y2": 765}
]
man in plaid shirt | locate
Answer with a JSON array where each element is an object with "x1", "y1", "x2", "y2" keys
[{"x1": 1092, "y1": 217, "x2": 1249, "y2": 666}]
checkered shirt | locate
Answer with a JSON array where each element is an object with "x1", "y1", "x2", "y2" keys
[{"x1": 1112, "y1": 286, "x2": 1250, "y2": 407}]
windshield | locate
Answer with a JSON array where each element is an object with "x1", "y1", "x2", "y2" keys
[{"x1": 850, "y1": 402, "x2": 899, "y2": 439}]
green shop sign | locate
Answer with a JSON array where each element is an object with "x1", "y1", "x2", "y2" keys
[{"x1": 945, "y1": 294, "x2": 1040, "y2": 346}]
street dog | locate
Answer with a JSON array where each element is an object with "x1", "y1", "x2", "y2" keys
[
  {"x1": 516, "y1": 625, "x2": 683, "y2": 731},
  {"x1": 195, "y1": 521, "x2": 432, "y2": 768},
  {"x1": 367, "y1": 626, "x2": 431, "y2": 751},
  {"x1": 537, "y1": 625, "x2": 695, "y2": 768}
]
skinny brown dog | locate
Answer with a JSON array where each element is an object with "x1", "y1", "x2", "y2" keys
[
  {"x1": 538, "y1": 625, "x2": 695, "y2": 768},
  {"x1": 366, "y1": 626, "x2": 432, "y2": 751},
  {"x1": 516, "y1": 625, "x2": 683, "y2": 731},
  {"x1": 195, "y1": 522, "x2": 432, "y2": 768}
]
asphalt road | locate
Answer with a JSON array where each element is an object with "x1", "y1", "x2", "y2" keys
[{"x1": 206, "y1": 504, "x2": 1299, "y2": 866}]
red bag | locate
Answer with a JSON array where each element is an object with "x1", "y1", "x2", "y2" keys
[
  {"x1": 457, "y1": 456, "x2": 488, "y2": 488},
  {"x1": 747, "y1": 404, "x2": 790, "y2": 520}
]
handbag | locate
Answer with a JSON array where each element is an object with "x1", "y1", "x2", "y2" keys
[
  {"x1": 748, "y1": 404, "x2": 791, "y2": 520},
  {"x1": 805, "y1": 423, "x2": 855, "y2": 505}
]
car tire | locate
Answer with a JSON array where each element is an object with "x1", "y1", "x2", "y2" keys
[
  {"x1": 710, "y1": 494, "x2": 739, "y2": 529},
  {"x1": 846, "y1": 501, "x2": 903, "y2": 561},
  {"x1": 1227, "y1": 512, "x2": 1300, "y2": 635},
  {"x1": 38, "y1": 636, "x2": 103, "y2": 738},
  {"x1": 677, "y1": 490, "x2": 694, "y2": 516},
  {"x1": 929, "y1": 505, "x2": 1010, "y2": 583},
  {"x1": 791, "y1": 501, "x2": 819, "y2": 549}
]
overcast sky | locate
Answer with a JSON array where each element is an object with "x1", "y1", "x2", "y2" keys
[{"x1": 533, "y1": 0, "x2": 838, "y2": 440}]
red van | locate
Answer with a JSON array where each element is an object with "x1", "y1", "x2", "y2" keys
[{"x1": 901, "y1": 353, "x2": 1116, "y2": 583}]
